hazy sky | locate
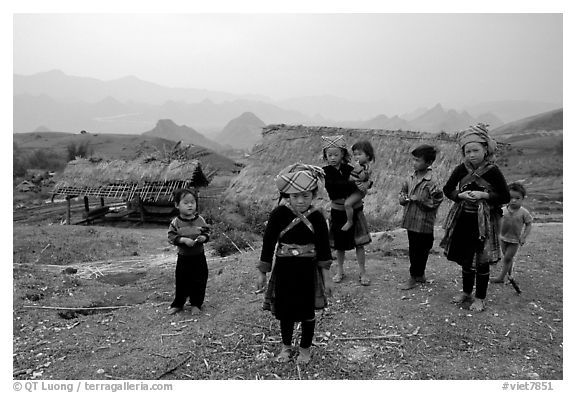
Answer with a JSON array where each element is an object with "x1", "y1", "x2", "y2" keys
[{"x1": 13, "y1": 13, "x2": 563, "y2": 112}]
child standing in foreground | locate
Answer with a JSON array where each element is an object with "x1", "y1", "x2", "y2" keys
[
  {"x1": 321, "y1": 135, "x2": 372, "y2": 286},
  {"x1": 491, "y1": 182, "x2": 533, "y2": 284},
  {"x1": 167, "y1": 188, "x2": 210, "y2": 315},
  {"x1": 399, "y1": 144, "x2": 444, "y2": 290},
  {"x1": 342, "y1": 140, "x2": 375, "y2": 231},
  {"x1": 256, "y1": 163, "x2": 333, "y2": 365},
  {"x1": 440, "y1": 124, "x2": 510, "y2": 312}
]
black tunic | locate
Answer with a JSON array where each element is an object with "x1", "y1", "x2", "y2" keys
[
  {"x1": 441, "y1": 163, "x2": 510, "y2": 265},
  {"x1": 258, "y1": 205, "x2": 332, "y2": 321}
]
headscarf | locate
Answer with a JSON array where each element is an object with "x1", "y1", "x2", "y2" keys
[
  {"x1": 457, "y1": 123, "x2": 497, "y2": 156},
  {"x1": 321, "y1": 135, "x2": 347, "y2": 151},
  {"x1": 275, "y1": 163, "x2": 325, "y2": 194}
]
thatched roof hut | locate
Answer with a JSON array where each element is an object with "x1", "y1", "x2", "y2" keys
[
  {"x1": 53, "y1": 156, "x2": 209, "y2": 202},
  {"x1": 224, "y1": 124, "x2": 467, "y2": 227}
]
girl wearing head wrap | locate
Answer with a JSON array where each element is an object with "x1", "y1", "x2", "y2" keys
[
  {"x1": 439, "y1": 124, "x2": 510, "y2": 312},
  {"x1": 321, "y1": 135, "x2": 372, "y2": 286},
  {"x1": 256, "y1": 163, "x2": 333, "y2": 365}
]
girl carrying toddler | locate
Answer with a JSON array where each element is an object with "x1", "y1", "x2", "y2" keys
[{"x1": 321, "y1": 135, "x2": 372, "y2": 286}]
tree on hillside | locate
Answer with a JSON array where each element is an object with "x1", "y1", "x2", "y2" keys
[
  {"x1": 13, "y1": 142, "x2": 26, "y2": 177},
  {"x1": 66, "y1": 141, "x2": 93, "y2": 161}
]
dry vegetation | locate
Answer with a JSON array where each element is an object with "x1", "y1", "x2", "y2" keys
[
  {"x1": 227, "y1": 125, "x2": 466, "y2": 227},
  {"x1": 13, "y1": 223, "x2": 562, "y2": 380},
  {"x1": 13, "y1": 125, "x2": 563, "y2": 381}
]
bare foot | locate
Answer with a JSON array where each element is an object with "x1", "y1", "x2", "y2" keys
[
  {"x1": 190, "y1": 306, "x2": 201, "y2": 315},
  {"x1": 276, "y1": 346, "x2": 292, "y2": 363},
  {"x1": 341, "y1": 221, "x2": 353, "y2": 231},
  {"x1": 167, "y1": 307, "x2": 182, "y2": 315},
  {"x1": 469, "y1": 298, "x2": 486, "y2": 312},
  {"x1": 297, "y1": 347, "x2": 311, "y2": 365},
  {"x1": 451, "y1": 293, "x2": 472, "y2": 304}
]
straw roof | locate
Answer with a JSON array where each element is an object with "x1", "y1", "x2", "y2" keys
[
  {"x1": 53, "y1": 156, "x2": 209, "y2": 201},
  {"x1": 224, "y1": 124, "x2": 473, "y2": 226}
]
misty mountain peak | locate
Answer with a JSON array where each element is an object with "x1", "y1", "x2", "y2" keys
[{"x1": 155, "y1": 119, "x2": 179, "y2": 128}]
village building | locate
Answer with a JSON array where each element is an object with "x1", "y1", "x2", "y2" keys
[
  {"x1": 53, "y1": 151, "x2": 209, "y2": 224},
  {"x1": 225, "y1": 124, "x2": 465, "y2": 226}
]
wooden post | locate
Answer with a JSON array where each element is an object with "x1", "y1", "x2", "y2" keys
[
  {"x1": 100, "y1": 197, "x2": 105, "y2": 207},
  {"x1": 83, "y1": 196, "x2": 89, "y2": 213},
  {"x1": 136, "y1": 195, "x2": 145, "y2": 224},
  {"x1": 66, "y1": 196, "x2": 71, "y2": 225}
]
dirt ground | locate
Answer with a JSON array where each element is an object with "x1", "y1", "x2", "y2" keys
[{"x1": 12, "y1": 219, "x2": 563, "y2": 381}]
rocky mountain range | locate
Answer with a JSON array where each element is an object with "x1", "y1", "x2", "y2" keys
[
  {"x1": 142, "y1": 119, "x2": 224, "y2": 151},
  {"x1": 13, "y1": 71, "x2": 563, "y2": 150},
  {"x1": 215, "y1": 112, "x2": 266, "y2": 150}
]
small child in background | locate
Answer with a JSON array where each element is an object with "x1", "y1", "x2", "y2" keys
[
  {"x1": 491, "y1": 182, "x2": 533, "y2": 283},
  {"x1": 167, "y1": 188, "x2": 210, "y2": 315},
  {"x1": 399, "y1": 144, "x2": 444, "y2": 290},
  {"x1": 342, "y1": 140, "x2": 375, "y2": 231}
]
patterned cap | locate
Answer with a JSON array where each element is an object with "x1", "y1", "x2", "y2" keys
[
  {"x1": 458, "y1": 123, "x2": 497, "y2": 155},
  {"x1": 275, "y1": 163, "x2": 325, "y2": 194},
  {"x1": 321, "y1": 135, "x2": 347, "y2": 150}
]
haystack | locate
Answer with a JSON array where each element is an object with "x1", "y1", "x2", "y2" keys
[{"x1": 225, "y1": 124, "x2": 466, "y2": 227}]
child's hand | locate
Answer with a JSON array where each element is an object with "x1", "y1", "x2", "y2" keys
[
  {"x1": 256, "y1": 271, "x2": 267, "y2": 292},
  {"x1": 324, "y1": 281, "x2": 333, "y2": 298},
  {"x1": 458, "y1": 191, "x2": 476, "y2": 202},
  {"x1": 180, "y1": 237, "x2": 196, "y2": 247},
  {"x1": 399, "y1": 193, "x2": 409, "y2": 205}
]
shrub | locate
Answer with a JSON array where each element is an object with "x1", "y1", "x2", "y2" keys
[{"x1": 66, "y1": 141, "x2": 93, "y2": 161}]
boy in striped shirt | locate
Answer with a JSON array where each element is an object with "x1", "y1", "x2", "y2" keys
[{"x1": 399, "y1": 145, "x2": 444, "y2": 290}]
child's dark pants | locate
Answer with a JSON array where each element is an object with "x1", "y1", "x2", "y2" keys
[
  {"x1": 280, "y1": 319, "x2": 315, "y2": 349},
  {"x1": 407, "y1": 230, "x2": 434, "y2": 278},
  {"x1": 170, "y1": 253, "x2": 208, "y2": 309}
]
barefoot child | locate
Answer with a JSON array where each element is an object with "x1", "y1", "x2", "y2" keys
[
  {"x1": 399, "y1": 144, "x2": 444, "y2": 290},
  {"x1": 256, "y1": 163, "x2": 333, "y2": 365},
  {"x1": 167, "y1": 188, "x2": 210, "y2": 315},
  {"x1": 342, "y1": 140, "x2": 375, "y2": 231},
  {"x1": 491, "y1": 182, "x2": 533, "y2": 284},
  {"x1": 321, "y1": 135, "x2": 372, "y2": 286},
  {"x1": 440, "y1": 124, "x2": 510, "y2": 312}
]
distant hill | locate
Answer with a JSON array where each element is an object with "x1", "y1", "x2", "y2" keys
[
  {"x1": 14, "y1": 69, "x2": 266, "y2": 105},
  {"x1": 13, "y1": 131, "x2": 240, "y2": 175},
  {"x1": 464, "y1": 100, "x2": 562, "y2": 123},
  {"x1": 276, "y1": 95, "x2": 391, "y2": 122},
  {"x1": 336, "y1": 104, "x2": 502, "y2": 133},
  {"x1": 13, "y1": 93, "x2": 313, "y2": 135},
  {"x1": 358, "y1": 114, "x2": 411, "y2": 130},
  {"x1": 409, "y1": 104, "x2": 477, "y2": 133},
  {"x1": 492, "y1": 108, "x2": 563, "y2": 136},
  {"x1": 142, "y1": 119, "x2": 223, "y2": 151},
  {"x1": 215, "y1": 112, "x2": 266, "y2": 150},
  {"x1": 13, "y1": 71, "x2": 314, "y2": 133},
  {"x1": 491, "y1": 108, "x2": 562, "y2": 157}
]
